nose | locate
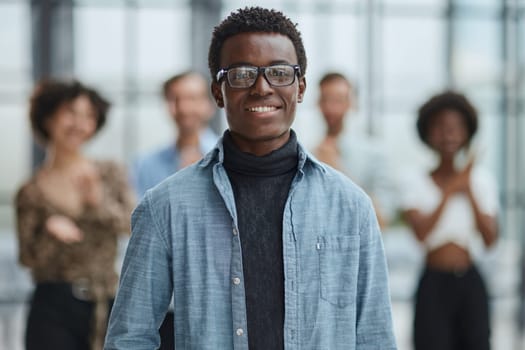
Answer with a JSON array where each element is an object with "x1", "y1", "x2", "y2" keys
[
  {"x1": 74, "y1": 112, "x2": 96, "y2": 133},
  {"x1": 442, "y1": 125, "x2": 458, "y2": 140},
  {"x1": 249, "y1": 72, "x2": 273, "y2": 96}
]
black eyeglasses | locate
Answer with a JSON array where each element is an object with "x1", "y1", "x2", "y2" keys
[{"x1": 216, "y1": 64, "x2": 301, "y2": 88}]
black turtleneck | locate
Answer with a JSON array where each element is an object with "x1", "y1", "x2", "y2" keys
[{"x1": 223, "y1": 130, "x2": 298, "y2": 350}]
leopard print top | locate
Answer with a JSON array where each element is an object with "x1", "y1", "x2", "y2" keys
[{"x1": 15, "y1": 160, "x2": 135, "y2": 350}]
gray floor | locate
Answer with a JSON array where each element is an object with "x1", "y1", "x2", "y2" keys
[{"x1": 0, "y1": 228, "x2": 523, "y2": 349}]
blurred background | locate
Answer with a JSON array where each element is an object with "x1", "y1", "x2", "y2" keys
[{"x1": 0, "y1": 0, "x2": 524, "y2": 349}]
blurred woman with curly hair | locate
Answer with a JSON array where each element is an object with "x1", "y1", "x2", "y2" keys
[{"x1": 15, "y1": 79, "x2": 135, "y2": 350}]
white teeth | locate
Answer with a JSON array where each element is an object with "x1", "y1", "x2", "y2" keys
[{"x1": 248, "y1": 106, "x2": 277, "y2": 112}]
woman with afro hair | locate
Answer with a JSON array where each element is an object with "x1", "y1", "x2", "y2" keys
[{"x1": 401, "y1": 91, "x2": 499, "y2": 350}]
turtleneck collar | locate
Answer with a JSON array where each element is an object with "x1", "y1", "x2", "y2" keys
[{"x1": 222, "y1": 130, "x2": 298, "y2": 177}]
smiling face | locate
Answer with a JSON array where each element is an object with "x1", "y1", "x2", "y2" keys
[
  {"x1": 427, "y1": 108, "x2": 469, "y2": 158},
  {"x1": 165, "y1": 74, "x2": 214, "y2": 135},
  {"x1": 212, "y1": 32, "x2": 306, "y2": 155},
  {"x1": 46, "y1": 94, "x2": 98, "y2": 152},
  {"x1": 318, "y1": 78, "x2": 352, "y2": 131}
]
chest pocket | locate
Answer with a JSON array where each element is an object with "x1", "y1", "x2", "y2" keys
[{"x1": 317, "y1": 235, "x2": 360, "y2": 308}]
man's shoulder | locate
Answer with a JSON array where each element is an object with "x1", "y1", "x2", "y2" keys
[
  {"x1": 304, "y1": 159, "x2": 370, "y2": 200},
  {"x1": 135, "y1": 145, "x2": 174, "y2": 168},
  {"x1": 300, "y1": 162, "x2": 376, "y2": 226},
  {"x1": 146, "y1": 161, "x2": 213, "y2": 199}
]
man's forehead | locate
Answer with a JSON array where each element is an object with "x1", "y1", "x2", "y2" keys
[
  {"x1": 220, "y1": 32, "x2": 297, "y2": 62},
  {"x1": 171, "y1": 75, "x2": 207, "y2": 90}
]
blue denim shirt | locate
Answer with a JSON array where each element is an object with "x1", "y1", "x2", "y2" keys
[{"x1": 105, "y1": 138, "x2": 397, "y2": 350}]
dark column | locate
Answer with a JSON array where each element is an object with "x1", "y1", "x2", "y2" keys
[
  {"x1": 445, "y1": 0, "x2": 454, "y2": 87},
  {"x1": 191, "y1": 0, "x2": 223, "y2": 133},
  {"x1": 30, "y1": 0, "x2": 74, "y2": 170}
]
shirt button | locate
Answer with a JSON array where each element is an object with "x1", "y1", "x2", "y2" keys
[
  {"x1": 236, "y1": 328, "x2": 244, "y2": 336},
  {"x1": 233, "y1": 227, "x2": 238, "y2": 236},
  {"x1": 232, "y1": 277, "x2": 241, "y2": 285}
]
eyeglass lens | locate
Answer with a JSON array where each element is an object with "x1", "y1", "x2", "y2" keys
[{"x1": 227, "y1": 65, "x2": 296, "y2": 88}]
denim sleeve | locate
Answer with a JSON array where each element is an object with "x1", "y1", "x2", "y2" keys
[
  {"x1": 104, "y1": 192, "x2": 173, "y2": 350},
  {"x1": 356, "y1": 200, "x2": 397, "y2": 349}
]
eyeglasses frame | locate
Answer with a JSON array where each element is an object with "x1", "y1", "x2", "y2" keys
[{"x1": 216, "y1": 64, "x2": 302, "y2": 88}]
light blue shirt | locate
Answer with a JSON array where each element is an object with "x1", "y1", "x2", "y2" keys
[
  {"x1": 131, "y1": 127, "x2": 218, "y2": 198},
  {"x1": 339, "y1": 132, "x2": 396, "y2": 224},
  {"x1": 105, "y1": 136, "x2": 397, "y2": 350}
]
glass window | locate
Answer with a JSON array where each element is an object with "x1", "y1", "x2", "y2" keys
[
  {"x1": 455, "y1": 0, "x2": 502, "y2": 8},
  {"x1": 224, "y1": 0, "x2": 289, "y2": 10},
  {"x1": 136, "y1": 7, "x2": 191, "y2": 85},
  {"x1": 0, "y1": 105, "x2": 31, "y2": 194},
  {"x1": 519, "y1": 8, "x2": 525, "y2": 109},
  {"x1": 518, "y1": 7, "x2": 525, "y2": 229},
  {"x1": 382, "y1": 0, "x2": 445, "y2": 6},
  {"x1": 452, "y1": 18, "x2": 503, "y2": 88},
  {"x1": 0, "y1": 2, "x2": 31, "y2": 229},
  {"x1": 0, "y1": 3, "x2": 31, "y2": 94},
  {"x1": 74, "y1": 6, "x2": 126, "y2": 88},
  {"x1": 0, "y1": 104, "x2": 31, "y2": 230},
  {"x1": 382, "y1": 16, "x2": 446, "y2": 105}
]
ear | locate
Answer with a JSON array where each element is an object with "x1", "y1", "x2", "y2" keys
[
  {"x1": 297, "y1": 77, "x2": 306, "y2": 103},
  {"x1": 211, "y1": 82, "x2": 224, "y2": 108}
]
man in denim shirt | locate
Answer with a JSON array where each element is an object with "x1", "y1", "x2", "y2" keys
[{"x1": 105, "y1": 6, "x2": 397, "y2": 350}]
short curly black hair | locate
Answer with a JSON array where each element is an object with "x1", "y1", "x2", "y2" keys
[
  {"x1": 417, "y1": 91, "x2": 478, "y2": 147},
  {"x1": 208, "y1": 6, "x2": 307, "y2": 83},
  {"x1": 29, "y1": 79, "x2": 110, "y2": 144}
]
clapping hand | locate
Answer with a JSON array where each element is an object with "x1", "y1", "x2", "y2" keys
[{"x1": 45, "y1": 214, "x2": 84, "y2": 244}]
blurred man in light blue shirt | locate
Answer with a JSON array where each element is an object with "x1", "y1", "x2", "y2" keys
[
  {"x1": 132, "y1": 71, "x2": 218, "y2": 198},
  {"x1": 106, "y1": 7, "x2": 396, "y2": 350},
  {"x1": 315, "y1": 73, "x2": 395, "y2": 229}
]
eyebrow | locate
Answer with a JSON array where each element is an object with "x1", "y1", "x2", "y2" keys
[{"x1": 225, "y1": 60, "x2": 294, "y2": 68}]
